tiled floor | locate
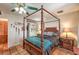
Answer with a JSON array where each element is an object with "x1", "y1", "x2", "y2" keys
[
  {"x1": 52, "y1": 47, "x2": 74, "y2": 55},
  {"x1": 0, "y1": 44, "x2": 74, "y2": 55},
  {"x1": 0, "y1": 44, "x2": 30, "y2": 55}
]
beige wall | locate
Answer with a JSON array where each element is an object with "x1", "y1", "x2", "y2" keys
[
  {"x1": 59, "y1": 11, "x2": 79, "y2": 34},
  {"x1": 58, "y1": 11, "x2": 79, "y2": 47}
]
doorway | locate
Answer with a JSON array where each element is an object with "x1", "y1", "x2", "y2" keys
[{"x1": 0, "y1": 18, "x2": 8, "y2": 51}]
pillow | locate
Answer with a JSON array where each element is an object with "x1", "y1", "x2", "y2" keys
[
  {"x1": 44, "y1": 32, "x2": 53, "y2": 36},
  {"x1": 44, "y1": 32, "x2": 47, "y2": 35},
  {"x1": 44, "y1": 35, "x2": 52, "y2": 39},
  {"x1": 47, "y1": 32, "x2": 54, "y2": 36},
  {"x1": 52, "y1": 32, "x2": 58, "y2": 36},
  {"x1": 44, "y1": 32, "x2": 58, "y2": 36}
]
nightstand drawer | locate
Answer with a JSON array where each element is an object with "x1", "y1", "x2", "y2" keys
[{"x1": 63, "y1": 43, "x2": 73, "y2": 51}]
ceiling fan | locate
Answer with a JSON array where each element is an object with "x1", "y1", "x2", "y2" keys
[{"x1": 11, "y1": 3, "x2": 38, "y2": 15}]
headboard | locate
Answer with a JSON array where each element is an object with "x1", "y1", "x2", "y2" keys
[{"x1": 44, "y1": 27, "x2": 58, "y2": 32}]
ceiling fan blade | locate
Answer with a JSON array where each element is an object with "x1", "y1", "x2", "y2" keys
[
  {"x1": 11, "y1": 9, "x2": 15, "y2": 12},
  {"x1": 27, "y1": 6, "x2": 38, "y2": 10},
  {"x1": 26, "y1": 12, "x2": 30, "y2": 15}
]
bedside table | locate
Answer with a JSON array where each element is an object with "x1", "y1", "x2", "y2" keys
[{"x1": 60, "y1": 38, "x2": 74, "y2": 51}]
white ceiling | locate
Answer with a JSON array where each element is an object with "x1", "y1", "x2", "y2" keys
[
  {"x1": 54, "y1": 3, "x2": 79, "y2": 15},
  {"x1": 0, "y1": 3, "x2": 79, "y2": 16}
]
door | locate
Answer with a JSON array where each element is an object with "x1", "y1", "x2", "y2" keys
[{"x1": 0, "y1": 20, "x2": 8, "y2": 44}]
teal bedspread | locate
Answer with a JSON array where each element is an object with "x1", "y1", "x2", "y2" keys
[{"x1": 26, "y1": 36, "x2": 53, "y2": 51}]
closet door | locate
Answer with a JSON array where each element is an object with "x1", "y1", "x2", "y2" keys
[{"x1": 0, "y1": 21, "x2": 8, "y2": 44}]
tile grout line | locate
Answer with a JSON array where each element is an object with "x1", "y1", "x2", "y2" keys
[{"x1": 15, "y1": 46, "x2": 21, "y2": 55}]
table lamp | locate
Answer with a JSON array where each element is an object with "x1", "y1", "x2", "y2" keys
[{"x1": 61, "y1": 28, "x2": 77, "y2": 39}]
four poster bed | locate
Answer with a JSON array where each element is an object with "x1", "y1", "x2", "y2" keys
[{"x1": 23, "y1": 5, "x2": 61, "y2": 55}]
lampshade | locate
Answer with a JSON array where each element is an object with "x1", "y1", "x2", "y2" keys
[
  {"x1": 61, "y1": 28, "x2": 77, "y2": 39},
  {"x1": 61, "y1": 32, "x2": 77, "y2": 39}
]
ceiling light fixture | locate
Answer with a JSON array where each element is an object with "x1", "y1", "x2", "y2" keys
[
  {"x1": 15, "y1": 7, "x2": 19, "y2": 11},
  {"x1": 19, "y1": 10, "x2": 22, "y2": 14},
  {"x1": 14, "y1": 3, "x2": 26, "y2": 14}
]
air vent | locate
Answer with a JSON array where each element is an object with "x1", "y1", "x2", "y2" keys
[{"x1": 57, "y1": 10, "x2": 63, "y2": 14}]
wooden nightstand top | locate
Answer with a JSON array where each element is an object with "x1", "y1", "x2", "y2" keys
[{"x1": 61, "y1": 37, "x2": 75, "y2": 40}]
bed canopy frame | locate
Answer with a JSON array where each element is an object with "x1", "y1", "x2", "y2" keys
[{"x1": 23, "y1": 5, "x2": 61, "y2": 55}]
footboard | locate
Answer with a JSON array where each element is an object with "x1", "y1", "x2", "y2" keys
[{"x1": 23, "y1": 39, "x2": 42, "y2": 55}]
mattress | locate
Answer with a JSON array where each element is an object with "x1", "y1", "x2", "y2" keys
[{"x1": 26, "y1": 36, "x2": 54, "y2": 51}]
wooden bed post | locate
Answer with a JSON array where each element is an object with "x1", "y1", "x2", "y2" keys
[
  {"x1": 41, "y1": 5, "x2": 44, "y2": 55},
  {"x1": 23, "y1": 17, "x2": 26, "y2": 49},
  {"x1": 27, "y1": 19, "x2": 29, "y2": 38},
  {"x1": 58, "y1": 19, "x2": 61, "y2": 41}
]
